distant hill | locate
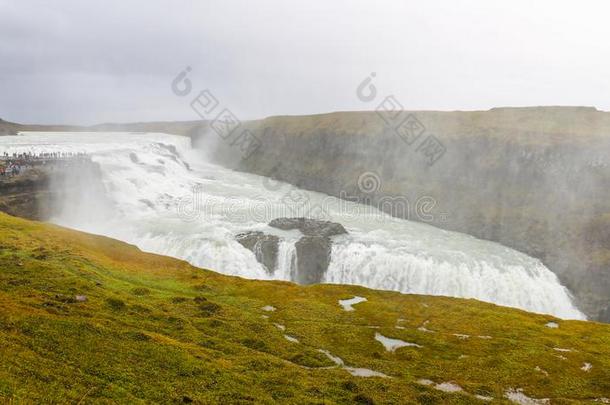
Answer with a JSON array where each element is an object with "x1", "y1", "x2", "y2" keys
[
  {"x1": 0, "y1": 117, "x2": 206, "y2": 137},
  {"x1": 0, "y1": 118, "x2": 79, "y2": 135},
  {"x1": 0, "y1": 212, "x2": 609, "y2": 403}
]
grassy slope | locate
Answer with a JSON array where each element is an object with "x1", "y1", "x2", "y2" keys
[{"x1": 0, "y1": 212, "x2": 608, "y2": 404}]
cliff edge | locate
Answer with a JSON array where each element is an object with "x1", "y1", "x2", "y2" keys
[{"x1": 199, "y1": 107, "x2": 610, "y2": 322}]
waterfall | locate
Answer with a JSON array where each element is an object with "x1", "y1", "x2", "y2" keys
[
  {"x1": 0, "y1": 131, "x2": 586, "y2": 320},
  {"x1": 325, "y1": 242, "x2": 584, "y2": 319},
  {"x1": 274, "y1": 240, "x2": 298, "y2": 281}
]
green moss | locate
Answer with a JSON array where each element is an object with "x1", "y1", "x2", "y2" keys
[
  {"x1": 106, "y1": 298, "x2": 126, "y2": 311},
  {"x1": 131, "y1": 287, "x2": 150, "y2": 296},
  {"x1": 0, "y1": 212, "x2": 608, "y2": 404}
]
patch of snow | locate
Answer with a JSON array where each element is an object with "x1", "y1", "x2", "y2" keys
[
  {"x1": 553, "y1": 347, "x2": 571, "y2": 352},
  {"x1": 375, "y1": 332, "x2": 422, "y2": 352},
  {"x1": 554, "y1": 354, "x2": 567, "y2": 360},
  {"x1": 365, "y1": 326, "x2": 381, "y2": 329},
  {"x1": 274, "y1": 323, "x2": 285, "y2": 331},
  {"x1": 338, "y1": 296, "x2": 367, "y2": 311},
  {"x1": 261, "y1": 315, "x2": 269, "y2": 319},
  {"x1": 284, "y1": 335, "x2": 299, "y2": 343},
  {"x1": 594, "y1": 398, "x2": 610, "y2": 404},
  {"x1": 418, "y1": 380, "x2": 465, "y2": 394},
  {"x1": 317, "y1": 349, "x2": 388, "y2": 378},
  {"x1": 395, "y1": 326, "x2": 406, "y2": 330},
  {"x1": 504, "y1": 388, "x2": 550, "y2": 404},
  {"x1": 345, "y1": 367, "x2": 389, "y2": 378},
  {"x1": 475, "y1": 395, "x2": 493, "y2": 401},
  {"x1": 317, "y1": 349, "x2": 345, "y2": 366},
  {"x1": 417, "y1": 379, "x2": 434, "y2": 386},
  {"x1": 453, "y1": 333, "x2": 470, "y2": 339},
  {"x1": 534, "y1": 366, "x2": 548, "y2": 376},
  {"x1": 459, "y1": 354, "x2": 468, "y2": 359},
  {"x1": 545, "y1": 321, "x2": 559, "y2": 329},
  {"x1": 435, "y1": 382, "x2": 462, "y2": 393},
  {"x1": 477, "y1": 335, "x2": 492, "y2": 339},
  {"x1": 418, "y1": 320, "x2": 435, "y2": 333},
  {"x1": 581, "y1": 362, "x2": 592, "y2": 372},
  {"x1": 262, "y1": 305, "x2": 276, "y2": 312}
]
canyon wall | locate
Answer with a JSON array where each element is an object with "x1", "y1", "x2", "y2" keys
[{"x1": 197, "y1": 107, "x2": 610, "y2": 321}]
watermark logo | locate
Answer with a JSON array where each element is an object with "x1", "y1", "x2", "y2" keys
[
  {"x1": 171, "y1": 66, "x2": 193, "y2": 97},
  {"x1": 171, "y1": 67, "x2": 261, "y2": 160},
  {"x1": 175, "y1": 171, "x2": 448, "y2": 225},
  {"x1": 177, "y1": 184, "x2": 204, "y2": 222},
  {"x1": 416, "y1": 135, "x2": 446, "y2": 166},
  {"x1": 357, "y1": 171, "x2": 382, "y2": 194},
  {"x1": 355, "y1": 73, "x2": 446, "y2": 166},
  {"x1": 190, "y1": 89, "x2": 219, "y2": 116},
  {"x1": 356, "y1": 72, "x2": 378, "y2": 102}
]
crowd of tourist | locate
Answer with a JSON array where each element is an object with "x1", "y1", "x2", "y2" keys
[{"x1": 0, "y1": 151, "x2": 89, "y2": 177}]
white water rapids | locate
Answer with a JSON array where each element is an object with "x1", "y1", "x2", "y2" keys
[{"x1": 0, "y1": 132, "x2": 585, "y2": 319}]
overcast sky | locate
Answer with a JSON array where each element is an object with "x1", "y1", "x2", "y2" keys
[{"x1": 1, "y1": 0, "x2": 609, "y2": 125}]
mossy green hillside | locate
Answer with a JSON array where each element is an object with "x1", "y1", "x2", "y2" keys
[{"x1": 0, "y1": 212, "x2": 608, "y2": 404}]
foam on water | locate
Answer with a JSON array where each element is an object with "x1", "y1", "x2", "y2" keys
[{"x1": 0, "y1": 131, "x2": 586, "y2": 319}]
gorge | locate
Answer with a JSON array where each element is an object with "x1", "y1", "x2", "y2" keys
[{"x1": 0, "y1": 129, "x2": 589, "y2": 320}]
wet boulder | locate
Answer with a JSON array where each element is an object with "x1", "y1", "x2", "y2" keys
[
  {"x1": 270, "y1": 217, "x2": 348, "y2": 285},
  {"x1": 237, "y1": 218, "x2": 348, "y2": 284},
  {"x1": 235, "y1": 231, "x2": 279, "y2": 274},
  {"x1": 294, "y1": 236, "x2": 332, "y2": 284}
]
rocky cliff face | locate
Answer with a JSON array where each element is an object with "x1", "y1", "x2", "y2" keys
[
  {"x1": 198, "y1": 107, "x2": 610, "y2": 322},
  {"x1": 235, "y1": 231, "x2": 280, "y2": 274},
  {"x1": 0, "y1": 169, "x2": 53, "y2": 220},
  {"x1": 0, "y1": 161, "x2": 106, "y2": 221}
]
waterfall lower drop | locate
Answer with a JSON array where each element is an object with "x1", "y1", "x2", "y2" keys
[
  {"x1": 275, "y1": 241, "x2": 298, "y2": 281},
  {"x1": 0, "y1": 131, "x2": 586, "y2": 320},
  {"x1": 325, "y1": 242, "x2": 584, "y2": 319}
]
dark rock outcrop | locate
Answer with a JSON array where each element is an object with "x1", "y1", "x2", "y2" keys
[
  {"x1": 271, "y1": 217, "x2": 347, "y2": 284},
  {"x1": 269, "y1": 217, "x2": 347, "y2": 237},
  {"x1": 294, "y1": 236, "x2": 332, "y2": 284},
  {"x1": 235, "y1": 231, "x2": 279, "y2": 274},
  {"x1": 236, "y1": 218, "x2": 348, "y2": 284}
]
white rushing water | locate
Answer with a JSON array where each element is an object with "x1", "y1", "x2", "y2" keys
[{"x1": 0, "y1": 132, "x2": 585, "y2": 319}]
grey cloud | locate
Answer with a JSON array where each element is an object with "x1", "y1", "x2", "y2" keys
[{"x1": 1, "y1": 0, "x2": 609, "y2": 125}]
